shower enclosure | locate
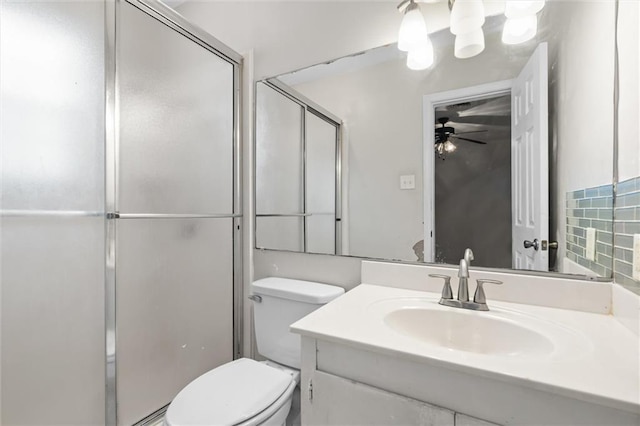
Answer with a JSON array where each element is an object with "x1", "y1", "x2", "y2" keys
[
  {"x1": 0, "y1": 1, "x2": 242, "y2": 424},
  {"x1": 255, "y1": 80, "x2": 342, "y2": 255}
]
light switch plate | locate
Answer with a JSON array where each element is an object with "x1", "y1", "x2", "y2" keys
[
  {"x1": 586, "y1": 227, "x2": 596, "y2": 261},
  {"x1": 633, "y1": 234, "x2": 640, "y2": 281},
  {"x1": 400, "y1": 174, "x2": 415, "y2": 190}
]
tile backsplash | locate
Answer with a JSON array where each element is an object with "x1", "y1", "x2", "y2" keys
[
  {"x1": 566, "y1": 184, "x2": 614, "y2": 276},
  {"x1": 614, "y1": 176, "x2": 640, "y2": 289}
]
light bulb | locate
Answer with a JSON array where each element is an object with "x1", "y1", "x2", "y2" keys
[
  {"x1": 398, "y1": 3, "x2": 429, "y2": 52},
  {"x1": 444, "y1": 140, "x2": 457, "y2": 153},
  {"x1": 450, "y1": 0, "x2": 485, "y2": 36},
  {"x1": 407, "y1": 39, "x2": 435, "y2": 70},
  {"x1": 455, "y1": 27, "x2": 485, "y2": 59},
  {"x1": 502, "y1": 15, "x2": 537, "y2": 45},
  {"x1": 504, "y1": 0, "x2": 545, "y2": 19}
]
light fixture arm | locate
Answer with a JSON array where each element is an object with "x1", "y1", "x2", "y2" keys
[{"x1": 397, "y1": 0, "x2": 413, "y2": 14}]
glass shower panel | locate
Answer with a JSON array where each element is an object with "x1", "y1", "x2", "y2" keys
[
  {"x1": 116, "y1": 218, "x2": 233, "y2": 426},
  {"x1": 1, "y1": 217, "x2": 106, "y2": 425},
  {"x1": 117, "y1": 1, "x2": 234, "y2": 214},
  {"x1": 0, "y1": 1, "x2": 105, "y2": 212},
  {"x1": 256, "y1": 216, "x2": 304, "y2": 252},
  {"x1": 0, "y1": 2, "x2": 106, "y2": 425},
  {"x1": 306, "y1": 215, "x2": 337, "y2": 254},
  {"x1": 256, "y1": 82, "x2": 304, "y2": 214},
  {"x1": 306, "y1": 112, "x2": 337, "y2": 254}
]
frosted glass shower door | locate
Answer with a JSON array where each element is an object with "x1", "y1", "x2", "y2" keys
[
  {"x1": 115, "y1": 2, "x2": 236, "y2": 424},
  {"x1": 1, "y1": 2, "x2": 106, "y2": 424},
  {"x1": 306, "y1": 111, "x2": 338, "y2": 254},
  {"x1": 256, "y1": 82, "x2": 304, "y2": 251}
]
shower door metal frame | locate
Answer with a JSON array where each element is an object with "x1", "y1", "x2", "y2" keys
[
  {"x1": 105, "y1": 1, "x2": 243, "y2": 424},
  {"x1": 254, "y1": 79, "x2": 343, "y2": 255}
]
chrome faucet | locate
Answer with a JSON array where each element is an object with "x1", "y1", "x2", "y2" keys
[
  {"x1": 429, "y1": 248, "x2": 502, "y2": 311},
  {"x1": 463, "y1": 247, "x2": 474, "y2": 266},
  {"x1": 456, "y1": 248, "x2": 473, "y2": 302}
]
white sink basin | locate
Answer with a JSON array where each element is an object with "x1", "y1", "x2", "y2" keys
[
  {"x1": 369, "y1": 297, "x2": 591, "y2": 360},
  {"x1": 385, "y1": 307, "x2": 554, "y2": 356}
]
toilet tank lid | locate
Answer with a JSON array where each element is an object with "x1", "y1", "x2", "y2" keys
[{"x1": 252, "y1": 277, "x2": 345, "y2": 304}]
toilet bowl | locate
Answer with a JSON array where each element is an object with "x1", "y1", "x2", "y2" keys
[{"x1": 164, "y1": 278, "x2": 344, "y2": 426}]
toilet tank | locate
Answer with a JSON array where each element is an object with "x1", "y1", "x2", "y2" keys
[{"x1": 251, "y1": 277, "x2": 344, "y2": 369}]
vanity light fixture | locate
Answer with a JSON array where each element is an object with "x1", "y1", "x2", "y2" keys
[
  {"x1": 504, "y1": 0, "x2": 545, "y2": 18},
  {"x1": 502, "y1": 0, "x2": 545, "y2": 45},
  {"x1": 396, "y1": 0, "x2": 546, "y2": 69},
  {"x1": 397, "y1": 0, "x2": 435, "y2": 70},
  {"x1": 407, "y1": 38, "x2": 435, "y2": 70},
  {"x1": 454, "y1": 27, "x2": 485, "y2": 59},
  {"x1": 398, "y1": 0, "x2": 429, "y2": 52},
  {"x1": 450, "y1": 0, "x2": 486, "y2": 58}
]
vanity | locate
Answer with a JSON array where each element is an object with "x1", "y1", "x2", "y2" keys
[{"x1": 291, "y1": 261, "x2": 640, "y2": 426}]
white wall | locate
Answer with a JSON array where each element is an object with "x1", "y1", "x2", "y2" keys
[
  {"x1": 179, "y1": 1, "x2": 401, "y2": 79},
  {"x1": 545, "y1": 1, "x2": 615, "y2": 192},
  {"x1": 618, "y1": 0, "x2": 640, "y2": 182},
  {"x1": 542, "y1": 1, "x2": 616, "y2": 269},
  {"x1": 178, "y1": 0, "x2": 508, "y2": 79}
]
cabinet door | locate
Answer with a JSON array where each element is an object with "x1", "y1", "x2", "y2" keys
[{"x1": 306, "y1": 371, "x2": 454, "y2": 425}]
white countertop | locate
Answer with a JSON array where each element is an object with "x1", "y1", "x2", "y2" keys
[{"x1": 291, "y1": 283, "x2": 640, "y2": 414}]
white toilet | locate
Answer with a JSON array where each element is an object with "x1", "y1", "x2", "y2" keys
[{"x1": 164, "y1": 277, "x2": 344, "y2": 426}]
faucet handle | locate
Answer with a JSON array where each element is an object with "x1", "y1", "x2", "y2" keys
[
  {"x1": 429, "y1": 274, "x2": 453, "y2": 300},
  {"x1": 473, "y1": 279, "x2": 503, "y2": 304}
]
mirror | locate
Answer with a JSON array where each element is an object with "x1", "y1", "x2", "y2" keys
[
  {"x1": 614, "y1": 0, "x2": 640, "y2": 292},
  {"x1": 255, "y1": 0, "x2": 617, "y2": 279}
]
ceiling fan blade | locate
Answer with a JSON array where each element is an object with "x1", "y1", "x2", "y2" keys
[
  {"x1": 450, "y1": 136, "x2": 487, "y2": 144},
  {"x1": 457, "y1": 96, "x2": 511, "y2": 118},
  {"x1": 450, "y1": 116, "x2": 511, "y2": 126},
  {"x1": 455, "y1": 130, "x2": 489, "y2": 135}
]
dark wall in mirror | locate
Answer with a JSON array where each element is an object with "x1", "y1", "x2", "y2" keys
[
  {"x1": 255, "y1": 0, "x2": 617, "y2": 279},
  {"x1": 434, "y1": 95, "x2": 512, "y2": 269}
]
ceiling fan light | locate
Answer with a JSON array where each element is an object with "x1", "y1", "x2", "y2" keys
[
  {"x1": 444, "y1": 140, "x2": 457, "y2": 153},
  {"x1": 502, "y1": 15, "x2": 537, "y2": 45},
  {"x1": 454, "y1": 28, "x2": 485, "y2": 59},
  {"x1": 398, "y1": 2, "x2": 429, "y2": 52},
  {"x1": 504, "y1": 0, "x2": 545, "y2": 19},
  {"x1": 407, "y1": 39, "x2": 435, "y2": 70},
  {"x1": 450, "y1": 0, "x2": 485, "y2": 36}
]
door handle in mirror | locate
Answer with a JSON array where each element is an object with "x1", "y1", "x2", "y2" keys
[{"x1": 523, "y1": 239, "x2": 539, "y2": 251}]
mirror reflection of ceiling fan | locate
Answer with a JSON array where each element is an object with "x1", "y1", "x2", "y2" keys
[{"x1": 434, "y1": 116, "x2": 488, "y2": 159}]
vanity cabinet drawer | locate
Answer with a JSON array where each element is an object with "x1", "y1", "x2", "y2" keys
[{"x1": 306, "y1": 371, "x2": 454, "y2": 426}]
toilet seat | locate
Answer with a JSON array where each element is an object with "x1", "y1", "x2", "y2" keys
[
  {"x1": 165, "y1": 358, "x2": 296, "y2": 426},
  {"x1": 235, "y1": 379, "x2": 296, "y2": 426}
]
